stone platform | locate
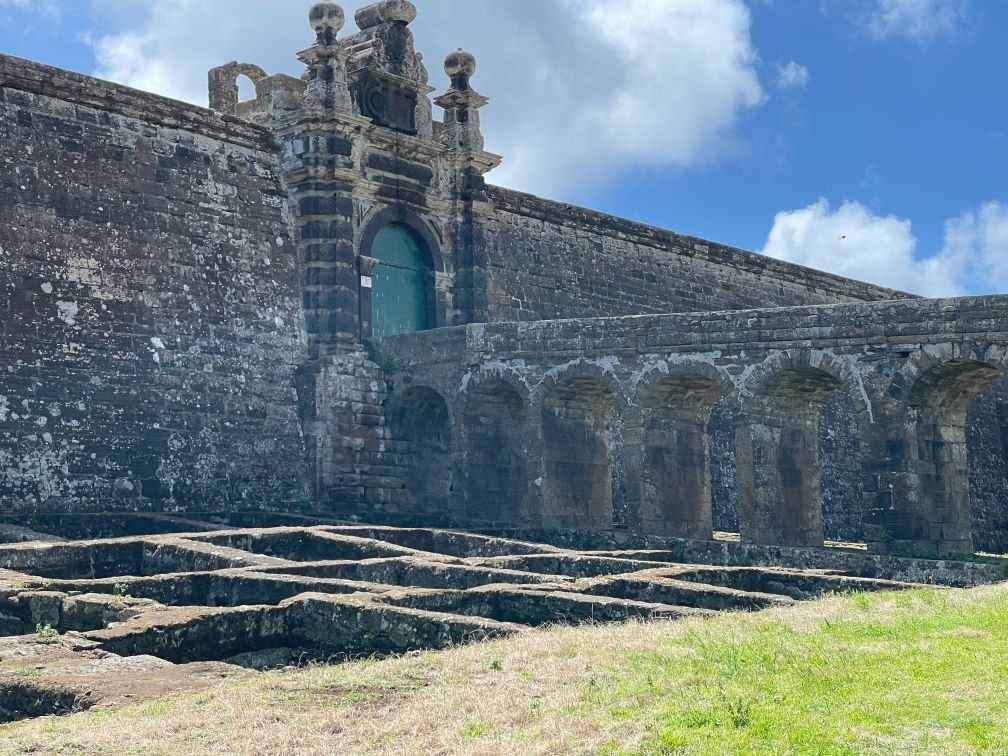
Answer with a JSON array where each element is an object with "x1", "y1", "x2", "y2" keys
[{"x1": 1, "y1": 518, "x2": 1004, "y2": 722}]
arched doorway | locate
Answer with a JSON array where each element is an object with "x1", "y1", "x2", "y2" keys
[
  {"x1": 371, "y1": 223, "x2": 430, "y2": 339},
  {"x1": 461, "y1": 378, "x2": 530, "y2": 525},
  {"x1": 631, "y1": 371, "x2": 725, "y2": 539}
]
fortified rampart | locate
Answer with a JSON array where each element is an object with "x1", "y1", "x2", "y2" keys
[
  {"x1": 478, "y1": 186, "x2": 910, "y2": 323},
  {"x1": 0, "y1": 0, "x2": 1005, "y2": 561},
  {"x1": 0, "y1": 55, "x2": 309, "y2": 511}
]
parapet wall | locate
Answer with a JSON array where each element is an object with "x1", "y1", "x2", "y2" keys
[
  {"x1": 0, "y1": 55, "x2": 309, "y2": 512},
  {"x1": 477, "y1": 186, "x2": 912, "y2": 323}
]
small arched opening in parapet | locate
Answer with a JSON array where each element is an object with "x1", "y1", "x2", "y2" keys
[
  {"x1": 208, "y1": 62, "x2": 268, "y2": 116},
  {"x1": 630, "y1": 366, "x2": 727, "y2": 540},
  {"x1": 737, "y1": 353, "x2": 869, "y2": 549},
  {"x1": 360, "y1": 208, "x2": 444, "y2": 342},
  {"x1": 385, "y1": 386, "x2": 452, "y2": 519},
  {"x1": 906, "y1": 359, "x2": 1005, "y2": 555},
  {"x1": 538, "y1": 366, "x2": 621, "y2": 530},
  {"x1": 460, "y1": 375, "x2": 531, "y2": 526},
  {"x1": 237, "y1": 75, "x2": 258, "y2": 103}
]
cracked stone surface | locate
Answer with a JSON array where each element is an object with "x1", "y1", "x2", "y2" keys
[{"x1": 1, "y1": 517, "x2": 1000, "y2": 723}]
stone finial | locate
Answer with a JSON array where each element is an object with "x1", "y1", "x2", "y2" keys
[
  {"x1": 434, "y1": 49, "x2": 488, "y2": 153},
  {"x1": 355, "y1": 0, "x2": 417, "y2": 30},
  {"x1": 299, "y1": 1, "x2": 353, "y2": 113},
  {"x1": 310, "y1": 1, "x2": 346, "y2": 44},
  {"x1": 444, "y1": 49, "x2": 477, "y2": 92}
]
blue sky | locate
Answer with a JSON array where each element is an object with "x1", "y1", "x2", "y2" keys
[{"x1": 1, "y1": 0, "x2": 1005, "y2": 297}]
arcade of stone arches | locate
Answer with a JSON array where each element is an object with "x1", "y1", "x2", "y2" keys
[{"x1": 376, "y1": 330, "x2": 1008, "y2": 559}]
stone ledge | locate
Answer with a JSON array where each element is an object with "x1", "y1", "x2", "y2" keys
[{"x1": 0, "y1": 53, "x2": 276, "y2": 151}]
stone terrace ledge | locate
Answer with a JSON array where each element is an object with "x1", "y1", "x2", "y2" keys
[{"x1": 378, "y1": 295, "x2": 1008, "y2": 366}]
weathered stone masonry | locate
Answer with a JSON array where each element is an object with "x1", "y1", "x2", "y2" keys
[
  {"x1": 1, "y1": 0, "x2": 1006, "y2": 561},
  {"x1": 478, "y1": 186, "x2": 912, "y2": 324},
  {"x1": 373, "y1": 297, "x2": 1008, "y2": 556},
  {"x1": 0, "y1": 54, "x2": 309, "y2": 511}
]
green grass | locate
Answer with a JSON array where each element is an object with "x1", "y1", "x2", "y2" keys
[
  {"x1": 584, "y1": 588, "x2": 1008, "y2": 754},
  {"x1": 459, "y1": 721, "x2": 489, "y2": 740},
  {"x1": 33, "y1": 624, "x2": 59, "y2": 642},
  {"x1": 1, "y1": 585, "x2": 1006, "y2": 754}
]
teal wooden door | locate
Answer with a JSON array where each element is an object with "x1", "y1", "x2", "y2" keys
[{"x1": 371, "y1": 224, "x2": 430, "y2": 339}]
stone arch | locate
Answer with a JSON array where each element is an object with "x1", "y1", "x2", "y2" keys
[
  {"x1": 457, "y1": 369, "x2": 533, "y2": 525},
  {"x1": 735, "y1": 351, "x2": 872, "y2": 548},
  {"x1": 888, "y1": 344, "x2": 1008, "y2": 404},
  {"x1": 359, "y1": 207, "x2": 446, "y2": 340},
  {"x1": 535, "y1": 361, "x2": 624, "y2": 530},
  {"x1": 740, "y1": 350, "x2": 873, "y2": 419},
  {"x1": 532, "y1": 361, "x2": 627, "y2": 413},
  {"x1": 460, "y1": 365, "x2": 533, "y2": 409},
  {"x1": 899, "y1": 350, "x2": 1007, "y2": 555},
  {"x1": 625, "y1": 361, "x2": 731, "y2": 539},
  {"x1": 208, "y1": 62, "x2": 268, "y2": 115},
  {"x1": 632, "y1": 361, "x2": 731, "y2": 418},
  {"x1": 359, "y1": 206, "x2": 445, "y2": 273},
  {"x1": 384, "y1": 385, "x2": 453, "y2": 517}
]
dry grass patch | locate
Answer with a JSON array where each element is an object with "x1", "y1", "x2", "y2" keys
[{"x1": 1, "y1": 584, "x2": 1006, "y2": 754}]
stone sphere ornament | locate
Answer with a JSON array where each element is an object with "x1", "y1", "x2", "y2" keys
[
  {"x1": 309, "y1": 1, "x2": 345, "y2": 35},
  {"x1": 444, "y1": 49, "x2": 477, "y2": 80}
]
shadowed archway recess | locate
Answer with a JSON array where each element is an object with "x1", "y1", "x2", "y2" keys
[
  {"x1": 386, "y1": 387, "x2": 453, "y2": 517},
  {"x1": 540, "y1": 374, "x2": 618, "y2": 529}
]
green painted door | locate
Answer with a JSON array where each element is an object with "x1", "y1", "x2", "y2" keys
[{"x1": 371, "y1": 224, "x2": 430, "y2": 339}]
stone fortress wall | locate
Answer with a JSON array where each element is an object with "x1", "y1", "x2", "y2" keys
[
  {"x1": 0, "y1": 55, "x2": 309, "y2": 512},
  {"x1": 1, "y1": 0, "x2": 1006, "y2": 558},
  {"x1": 478, "y1": 186, "x2": 910, "y2": 324}
]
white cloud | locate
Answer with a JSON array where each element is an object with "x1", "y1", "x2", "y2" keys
[
  {"x1": 865, "y1": 0, "x2": 970, "y2": 43},
  {"x1": 86, "y1": 0, "x2": 291, "y2": 105},
  {"x1": 82, "y1": 0, "x2": 766, "y2": 196},
  {"x1": 760, "y1": 199, "x2": 1008, "y2": 297},
  {"x1": 567, "y1": 0, "x2": 765, "y2": 183},
  {"x1": 775, "y1": 61, "x2": 809, "y2": 90},
  {"x1": 761, "y1": 199, "x2": 951, "y2": 295},
  {"x1": 940, "y1": 202, "x2": 1008, "y2": 294},
  {"x1": 0, "y1": 0, "x2": 59, "y2": 20}
]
